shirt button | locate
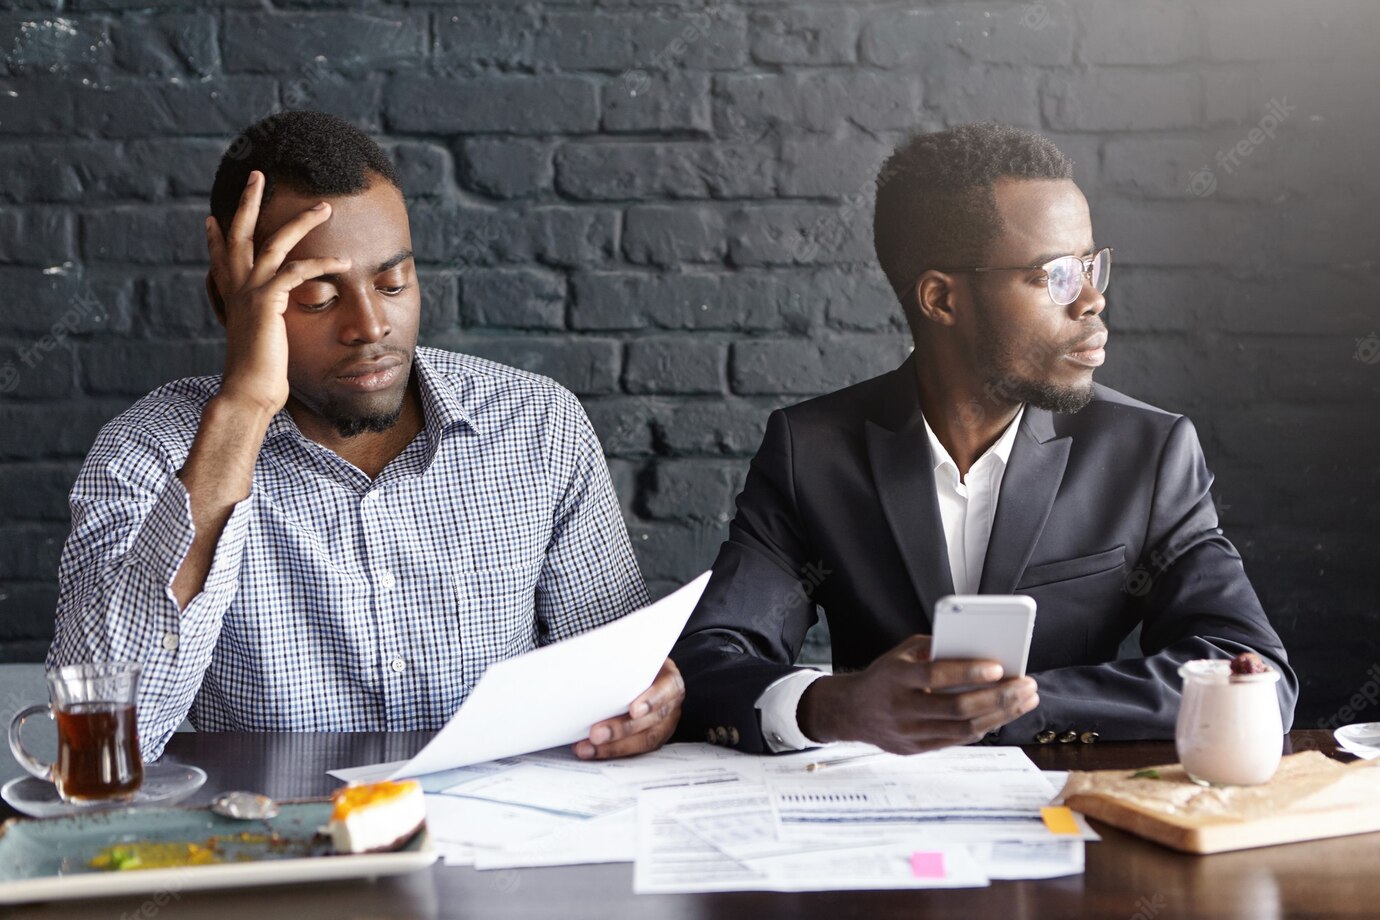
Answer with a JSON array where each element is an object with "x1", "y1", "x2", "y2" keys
[
  {"x1": 379, "y1": 571, "x2": 396, "y2": 591},
  {"x1": 390, "y1": 657, "x2": 407, "y2": 673},
  {"x1": 161, "y1": 633, "x2": 179, "y2": 651}
]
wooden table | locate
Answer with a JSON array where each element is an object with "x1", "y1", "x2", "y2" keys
[{"x1": 4, "y1": 730, "x2": 1376, "y2": 919}]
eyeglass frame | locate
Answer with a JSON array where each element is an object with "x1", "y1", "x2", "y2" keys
[{"x1": 908, "y1": 246, "x2": 1113, "y2": 307}]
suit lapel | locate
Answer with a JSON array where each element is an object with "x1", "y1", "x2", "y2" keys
[
  {"x1": 865, "y1": 360, "x2": 954, "y2": 623},
  {"x1": 978, "y1": 406, "x2": 1071, "y2": 594}
]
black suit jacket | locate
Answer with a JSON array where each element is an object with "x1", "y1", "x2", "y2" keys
[{"x1": 672, "y1": 356, "x2": 1297, "y2": 752}]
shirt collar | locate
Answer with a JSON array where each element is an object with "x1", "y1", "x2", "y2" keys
[
  {"x1": 921, "y1": 403, "x2": 1026, "y2": 477},
  {"x1": 262, "y1": 347, "x2": 478, "y2": 446}
]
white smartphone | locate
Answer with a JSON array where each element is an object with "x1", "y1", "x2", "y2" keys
[{"x1": 930, "y1": 594, "x2": 1038, "y2": 681}]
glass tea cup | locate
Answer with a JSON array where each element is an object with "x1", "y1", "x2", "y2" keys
[{"x1": 8, "y1": 662, "x2": 144, "y2": 804}]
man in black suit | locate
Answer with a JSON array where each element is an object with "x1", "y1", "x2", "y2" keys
[{"x1": 670, "y1": 123, "x2": 1296, "y2": 755}]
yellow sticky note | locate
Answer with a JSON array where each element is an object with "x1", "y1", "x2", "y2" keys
[{"x1": 1041, "y1": 806, "x2": 1081, "y2": 835}]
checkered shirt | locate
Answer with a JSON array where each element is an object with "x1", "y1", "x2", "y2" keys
[{"x1": 47, "y1": 346, "x2": 648, "y2": 760}]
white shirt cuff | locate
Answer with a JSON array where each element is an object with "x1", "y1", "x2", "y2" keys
[{"x1": 755, "y1": 669, "x2": 828, "y2": 752}]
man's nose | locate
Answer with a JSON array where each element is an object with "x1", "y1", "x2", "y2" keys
[{"x1": 337, "y1": 288, "x2": 390, "y2": 343}]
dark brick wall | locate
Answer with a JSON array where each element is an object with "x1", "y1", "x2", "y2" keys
[{"x1": 1, "y1": 1, "x2": 1377, "y2": 727}]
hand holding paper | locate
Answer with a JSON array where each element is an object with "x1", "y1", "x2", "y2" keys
[{"x1": 576, "y1": 657, "x2": 686, "y2": 761}]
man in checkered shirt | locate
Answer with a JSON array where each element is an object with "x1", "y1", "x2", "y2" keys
[{"x1": 47, "y1": 111, "x2": 683, "y2": 762}]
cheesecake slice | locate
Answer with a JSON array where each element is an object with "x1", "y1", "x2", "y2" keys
[{"x1": 328, "y1": 779, "x2": 426, "y2": 854}]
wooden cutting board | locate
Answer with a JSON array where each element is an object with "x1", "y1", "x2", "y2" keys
[{"x1": 1059, "y1": 751, "x2": 1380, "y2": 854}]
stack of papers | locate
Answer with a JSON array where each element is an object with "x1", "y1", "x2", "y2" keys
[{"x1": 328, "y1": 574, "x2": 1096, "y2": 892}]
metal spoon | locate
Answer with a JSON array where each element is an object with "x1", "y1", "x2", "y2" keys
[{"x1": 210, "y1": 791, "x2": 280, "y2": 821}]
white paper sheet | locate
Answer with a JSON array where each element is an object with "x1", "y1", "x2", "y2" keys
[
  {"x1": 474, "y1": 808, "x2": 637, "y2": 870},
  {"x1": 634, "y1": 784, "x2": 989, "y2": 893},
  {"x1": 330, "y1": 572, "x2": 710, "y2": 780}
]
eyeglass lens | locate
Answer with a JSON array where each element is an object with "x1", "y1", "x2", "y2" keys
[{"x1": 1046, "y1": 248, "x2": 1111, "y2": 306}]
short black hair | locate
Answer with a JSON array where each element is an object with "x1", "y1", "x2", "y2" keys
[
  {"x1": 872, "y1": 122, "x2": 1073, "y2": 304},
  {"x1": 209, "y1": 110, "x2": 402, "y2": 236}
]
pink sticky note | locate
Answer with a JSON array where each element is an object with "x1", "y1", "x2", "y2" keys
[{"x1": 910, "y1": 851, "x2": 946, "y2": 879}]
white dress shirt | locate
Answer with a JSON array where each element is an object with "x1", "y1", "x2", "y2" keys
[{"x1": 754, "y1": 404, "x2": 1027, "y2": 751}]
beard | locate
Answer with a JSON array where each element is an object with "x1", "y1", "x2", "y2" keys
[
  {"x1": 972, "y1": 300, "x2": 1102, "y2": 415},
  {"x1": 323, "y1": 402, "x2": 405, "y2": 438}
]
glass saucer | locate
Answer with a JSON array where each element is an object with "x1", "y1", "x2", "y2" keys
[{"x1": 1, "y1": 763, "x2": 207, "y2": 818}]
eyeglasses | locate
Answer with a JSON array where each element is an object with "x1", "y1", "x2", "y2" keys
[{"x1": 918, "y1": 247, "x2": 1113, "y2": 307}]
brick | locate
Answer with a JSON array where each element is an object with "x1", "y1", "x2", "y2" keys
[
  {"x1": 624, "y1": 339, "x2": 726, "y2": 395},
  {"x1": 459, "y1": 268, "x2": 565, "y2": 330},
  {"x1": 223, "y1": 11, "x2": 426, "y2": 74},
  {"x1": 0, "y1": 523, "x2": 66, "y2": 580},
  {"x1": 537, "y1": 9, "x2": 748, "y2": 71},
  {"x1": 555, "y1": 142, "x2": 773, "y2": 201},
  {"x1": 622, "y1": 206, "x2": 727, "y2": 268},
  {"x1": 434, "y1": 7, "x2": 537, "y2": 69},
  {"x1": 1261, "y1": 336, "x2": 1380, "y2": 403},
  {"x1": 417, "y1": 269, "x2": 459, "y2": 337},
  {"x1": 388, "y1": 142, "x2": 451, "y2": 199},
  {"x1": 924, "y1": 63, "x2": 1041, "y2": 128},
  {"x1": 750, "y1": 8, "x2": 858, "y2": 65},
  {"x1": 0, "y1": 463, "x2": 80, "y2": 521},
  {"x1": 0, "y1": 139, "x2": 222, "y2": 203},
  {"x1": 1103, "y1": 136, "x2": 1217, "y2": 200},
  {"x1": 1212, "y1": 406, "x2": 1368, "y2": 468},
  {"x1": 439, "y1": 335, "x2": 619, "y2": 396},
  {"x1": 0, "y1": 400, "x2": 131, "y2": 460},
  {"x1": 0, "y1": 77, "x2": 77, "y2": 134},
  {"x1": 626, "y1": 520, "x2": 728, "y2": 581},
  {"x1": 408, "y1": 203, "x2": 618, "y2": 270},
  {"x1": 642, "y1": 459, "x2": 744, "y2": 522},
  {"x1": 0, "y1": 583, "x2": 59, "y2": 644},
  {"x1": 731, "y1": 336, "x2": 912, "y2": 395},
  {"x1": 652, "y1": 397, "x2": 781, "y2": 457},
  {"x1": 0, "y1": 339, "x2": 76, "y2": 399},
  {"x1": 601, "y1": 71, "x2": 712, "y2": 134},
  {"x1": 79, "y1": 340, "x2": 225, "y2": 396},
  {"x1": 1080, "y1": 0, "x2": 1199, "y2": 65},
  {"x1": 74, "y1": 76, "x2": 279, "y2": 138},
  {"x1": 821, "y1": 269, "x2": 904, "y2": 332},
  {"x1": 82, "y1": 204, "x2": 206, "y2": 264},
  {"x1": 1094, "y1": 199, "x2": 1260, "y2": 268},
  {"x1": 1094, "y1": 332, "x2": 1259, "y2": 412},
  {"x1": 285, "y1": 74, "x2": 383, "y2": 131},
  {"x1": 0, "y1": 268, "x2": 127, "y2": 337},
  {"x1": 387, "y1": 76, "x2": 599, "y2": 134},
  {"x1": 859, "y1": 5, "x2": 1074, "y2": 68},
  {"x1": 457, "y1": 139, "x2": 553, "y2": 199},
  {"x1": 0, "y1": 14, "x2": 109, "y2": 75},
  {"x1": 726, "y1": 204, "x2": 873, "y2": 266},
  {"x1": 1199, "y1": 1, "x2": 1372, "y2": 62},
  {"x1": 714, "y1": 72, "x2": 921, "y2": 135},
  {"x1": 1103, "y1": 267, "x2": 1201, "y2": 333},
  {"x1": 0, "y1": 207, "x2": 73, "y2": 265},
  {"x1": 571, "y1": 271, "x2": 820, "y2": 332},
  {"x1": 605, "y1": 456, "x2": 639, "y2": 523},
  {"x1": 583, "y1": 396, "x2": 660, "y2": 457},
  {"x1": 139, "y1": 271, "x2": 220, "y2": 337},
  {"x1": 1211, "y1": 272, "x2": 1374, "y2": 337},
  {"x1": 1042, "y1": 70, "x2": 1199, "y2": 131},
  {"x1": 109, "y1": 12, "x2": 217, "y2": 76},
  {"x1": 777, "y1": 136, "x2": 888, "y2": 198}
]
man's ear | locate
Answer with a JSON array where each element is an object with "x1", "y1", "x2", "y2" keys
[
  {"x1": 914, "y1": 270, "x2": 960, "y2": 329},
  {"x1": 206, "y1": 271, "x2": 227, "y2": 328}
]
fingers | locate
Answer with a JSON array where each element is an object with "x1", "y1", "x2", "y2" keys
[
  {"x1": 225, "y1": 170, "x2": 264, "y2": 290},
  {"x1": 575, "y1": 659, "x2": 685, "y2": 761},
  {"x1": 919, "y1": 658, "x2": 1008, "y2": 691},
  {"x1": 246, "y1": 201, "x2": 338, "y2": 290},
  {"x1": 260, "y1": 257, "x2": 353, "y2": 303},
  {"x1": 574, "y1": 703, "x2": 681, "y2": 760}
]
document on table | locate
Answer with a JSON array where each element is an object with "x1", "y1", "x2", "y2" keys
[
  {"x1": 634, "y1": 784, "x2": 989, "y2": 893},
  {"x1": 329, "y1": 572, "x2": 710, "y2": 782}
]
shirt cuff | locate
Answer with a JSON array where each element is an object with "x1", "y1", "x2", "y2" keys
[{"x1": 755, "y1": 669, "x2": 828, "y2": 753}]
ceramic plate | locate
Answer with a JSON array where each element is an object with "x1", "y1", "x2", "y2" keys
[
  {"x1": 1335, "y1": 723, "x2": 1380, "y2": 757},
  {"x1": 0, "y1": 800, "x2": 436, "y2": 905},
  {"x1": 1, "y1": 762, "x2": 207, "y2": 818}
]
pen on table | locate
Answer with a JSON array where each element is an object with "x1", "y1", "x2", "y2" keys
[{"x1": 804, "y1": 751, "x2": 890, "y2": 772}]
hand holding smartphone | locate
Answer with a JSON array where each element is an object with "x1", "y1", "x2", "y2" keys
[{"x1": 930, "y1": 594, "x2": 1037, "y2": 681}]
